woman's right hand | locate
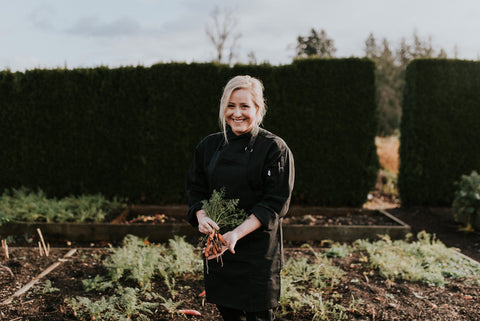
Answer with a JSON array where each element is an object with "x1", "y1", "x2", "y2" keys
[{"x1": 196, "y1": 209, "x2": 220, "y2": 234}]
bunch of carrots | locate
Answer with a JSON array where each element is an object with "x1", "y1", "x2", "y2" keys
[
  {"x1": 204, "y1": 229, "x2": 227, "y2": 258},
  {"x1": 200, "y1": 188, "x2": 247, "y2": 270}
]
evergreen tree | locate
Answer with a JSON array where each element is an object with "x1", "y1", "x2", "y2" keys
[
  {"x1": 295, "y1": 29, "x2": 337, "y2": 58},
  {"x1": 365, "y1": 31, "x2": 450, "y2": 136}
]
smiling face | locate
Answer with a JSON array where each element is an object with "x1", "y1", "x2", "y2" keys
[{"x1": 224, "y1": 88, "x2": 259, "y2": 136}]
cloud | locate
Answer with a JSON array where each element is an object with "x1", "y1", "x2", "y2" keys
[
  {"x1": 66, "y1": 16, "x2": 143, "y2": 37},
  {"x1": 29, "y1": 4, "x2": 57, "y2": 30}
]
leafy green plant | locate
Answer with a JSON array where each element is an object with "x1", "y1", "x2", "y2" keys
[
  {"x1": 201, "y1": 188, "x2": 248, "y2": 233},
  {"x1": 36, "y1": 280, "x2": 60, "y2": 294},
  {"x1": 82, "y1": 275, "x2": 114, "y2": 292},
  {"x1": 278, "y1": 245, "x2": 347, "y2": 320},
  {"x1": 324, "y1": 242, "x2": 352, "y2": 258},
  {"x1": 379, "y1": 169, "x2": 398, "y2": 196},
  {"x1": 452, "y1": 170, "x2": 480, "y2": 232},
  {"x1": 354, "y1": 232, "x2": 480, "y2": 286},
  {"x1": 103, "y1": 235, "x2": 162, "y2": 290},
  {"x1": 304, "y1": 292, "x2": 348, "y2": 321},
  {"x1": 67, "y1": 286, "x2": 158, "y2": 321},
  {"x1": 0, "y1": 187, "x2": 126, "y2": 223},
  {"x1": 67, "y1": 235, "x2": 202, "y2": 320},
  {"x1": 160, "y1": 236, "x2": 203, "y2": 278},
  {"x1": 158, "y1": 296, "x2": 183, "y2": 316},
  {"x1": 97, "y1": 235, "x2": 201, "y2": 293},
  {"x1": 348, "y1": 295, "x2": 365, "y2": 315}
]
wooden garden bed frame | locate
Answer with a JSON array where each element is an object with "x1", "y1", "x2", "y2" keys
[{"x1": 0, "y1": 206, "x2": 410, "y2": 243}]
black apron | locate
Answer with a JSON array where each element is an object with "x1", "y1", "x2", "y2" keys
[{"x1": 203, "y1": 132, "x2": 281, "y2": 311}]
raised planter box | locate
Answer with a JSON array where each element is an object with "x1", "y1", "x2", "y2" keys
[{"x1": 0, "y1": 206, "x2": 410, "y2": 243}]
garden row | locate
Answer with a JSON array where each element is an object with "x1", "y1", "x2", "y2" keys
[{"x1": 3, "y1": 233, "x2": 479, "y2": 320}]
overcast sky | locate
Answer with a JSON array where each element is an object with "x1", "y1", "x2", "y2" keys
[{"x1": 2, "y1": 0, "x2": 479, "y2": 71}]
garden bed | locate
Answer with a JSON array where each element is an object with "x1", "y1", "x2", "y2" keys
[
  {"x1": 0, "y1": 206, "x2": 410, "y2": 243},
  {"x1": 1, "y1": 232, "x2": 479, "y2": 321}
]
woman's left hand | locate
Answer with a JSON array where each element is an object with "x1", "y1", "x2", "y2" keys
[
  {"x1": 222, "y1": 231, "x2": 239, "y2": 254},
  {"x1": 205, "y1": 230, "x2": 238, "y2": 260},
  {"x1": 205, "y1": 214, "x2": 261, "y2": 260}
]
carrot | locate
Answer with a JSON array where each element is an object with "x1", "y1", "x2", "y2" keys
[
  {"x1": 204, "y1": 229, "x2": 228, "y2": 264},
  {"x1": 204, "y1": 242, "x2": 212, "y2": 257},
  {"x1": 217, "y1": 233, "x2": 227, "y2": 245},
  {"x1": 178, "y1": 309, "x2": 202, "y2": 316},
  {"x1": 198, "y1": 290, "x2": 206, "y2": 297}
]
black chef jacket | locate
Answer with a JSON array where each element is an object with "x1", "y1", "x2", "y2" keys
[{"x1": 186, "y1": 126, "x2": 295, "y2": 311}]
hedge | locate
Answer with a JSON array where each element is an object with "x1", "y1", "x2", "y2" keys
[
  {"x1": 399, "y1": 59, "x2": 480, "y2": 206},
  {"x1": 0, "y1": 59, "x2": 378, "y2": 206}
]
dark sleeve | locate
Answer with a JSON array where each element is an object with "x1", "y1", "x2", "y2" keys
[
  {"x1": 250, "y1": 139, "x2": 295, "y2": 230},
  {"x1": 185, "y1": 141, "x2": 210, "y2": 227}
]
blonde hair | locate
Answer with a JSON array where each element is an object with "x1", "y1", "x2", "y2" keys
[{"x1": 219, "y1": 75, "x2": 267, "y2": 141}]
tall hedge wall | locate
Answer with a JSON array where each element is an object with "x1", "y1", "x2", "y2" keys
[
  {"x1": 399, "y1": 59, "x2": 480, "y2": 206},
  {"x1": 0, "y1": 59, "x2": 378, "y2": 206}
]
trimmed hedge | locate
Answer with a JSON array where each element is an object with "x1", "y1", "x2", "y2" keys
[
  {"x1": 0, "y1": 59, "x2": 378, "y2": 206},
  {"x1": 265, "y1": 59, "x2": 379, "y2": 205},
  {"x1": 0, "y1": 71, "x2": 21, "y2": 190},
  {"x1": 399, "y1": 59, "x2": 480, "y2": 206}
]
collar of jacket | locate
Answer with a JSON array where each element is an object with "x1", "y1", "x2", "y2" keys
[{"x1": 226, "y1": 125, "x2": 260, "y2": 141}]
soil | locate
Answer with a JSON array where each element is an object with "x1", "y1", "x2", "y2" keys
[
  {"x1": 283, "y1": 212, "x2": 397, "y2": 226},
  {"x1": 1, "y1": 195, "x2": 480, "y2": 320}
]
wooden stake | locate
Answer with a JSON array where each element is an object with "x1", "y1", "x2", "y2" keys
[
  {"x1": 37, "y1": 228, "x2": 49, "y2": 257},
  {"x1": 1, "y1": 240, "x2": 8, "y2": 259}
]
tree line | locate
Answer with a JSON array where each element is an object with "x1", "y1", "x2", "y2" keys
[
  {"x1": 296, "y1": 29, "x2": 452, "y2": 136},
  {"x1": 205, "y1": 7, "x2": 462, "y2": 136}
]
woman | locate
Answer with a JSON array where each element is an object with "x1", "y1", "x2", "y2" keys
[{"x1": 186, "y1": 75, "x2": 294, "y2": 321}]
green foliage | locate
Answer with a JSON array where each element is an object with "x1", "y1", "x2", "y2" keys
[
  {"x1": 201, "y1": 188, "x2": 248, "y2": 232},
  {"x1": 399, "y1": 59, "x2": 480, "y2": 206},
  {"x1": 354, "y1": 232, "x2": 480, "y2": 286},
  {"x1": 82, "y1": 275, "x2": 114, "y2": 292},
  {"x1": 279, "y1": 245, "x2": 348, "y2": 320},
  {"x1": 0, "y1": 187, "x2": 125, "y2": 223},
  {"x1": 0, "y1": 61, "x2": 377, "y2": 206},
  {"x1": 68, "y1": 234, "x2": 480, "y2": 320},
  {"x1": 324, "y1": 242, "x2": 352, "y2": 258},
  {"x1": 36, "y1": 280, "x2": 60, "y2": 294},
  {"x1": 158, "y1": 296, "x2": 183, "y2": 316},
  {"x1": 67, "y1": 235, "x2": 202, "y2": 320},
  {"x1": 270, "y1": 58, "x2": 379, "y2": 205},
  {"x1": 103, "y1": 235, "x2": 162, "y2": 290},
  {"x1": 161, "y1": 236, "x2": 203, "y2": 278},
  {"x1": 295, "y1": 28, "x2": 337, "y2": 58},
  {"x1": 364, "y1": 31, "x2": 450, "y2": 136},
  {"x1": 305, "y1": 292, "x2": 348, "y2": 321},
  {"x1": 452, "y1": 170, "x2": 480, "y2": 231},
  {"x1": 67, "y1": 286, "x2": 158, "y2": 321},
  {"x1": 101, "y1": 235, "x2": 201, "y2": 292},
  {"x1": 379, "y1": 169, "x2": 398, "y2": 196}
]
